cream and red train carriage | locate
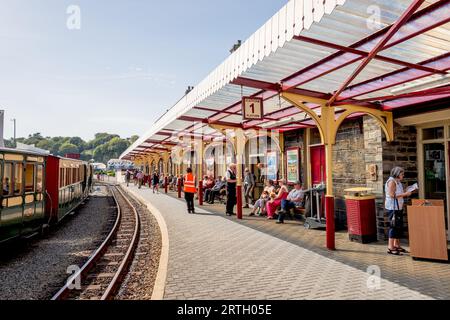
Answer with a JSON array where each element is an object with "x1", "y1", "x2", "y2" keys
[{"x1": 0, "y1": 147, "x2": 93, "y2": 244}]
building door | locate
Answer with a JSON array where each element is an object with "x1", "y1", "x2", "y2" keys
[
  {"x1": 310, "y1": 145, "x2": 326, "y2": 186},
  {"x1": 418, "y1": 125, "x2": 450, "y2": 240}
]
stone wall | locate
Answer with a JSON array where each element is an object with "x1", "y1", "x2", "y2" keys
[
  {"x1": 382, "y1": 124, "x2": 418, "y2": 185},
  {"x1": 330, "y1": 118, "x2": 418, "y2": 240},
  {"x1": 332, "y1": 118, "x2": 366, "y2": 229},
  {"x1": 363, "y1": 117, "x2": 384, "y2": 197},
  {"x1": 377, "y1": 124, "x2": 418, "y2": 240},
  {"x1": 333, "y1": 118, "x2": 366, "y2": 197}
]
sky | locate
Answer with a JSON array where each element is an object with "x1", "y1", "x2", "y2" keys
[{"x1": 0, "y1": 0, "x2": 287, "y2": 141}]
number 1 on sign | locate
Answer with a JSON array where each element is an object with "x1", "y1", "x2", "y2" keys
[{"x1": 250, "y1": 103, "x2": 255, "y2": 113}]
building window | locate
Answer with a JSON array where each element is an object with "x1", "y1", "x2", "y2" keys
[
  {"x1": 423, "y1": 143, "x2": 446, "y2": 208},
  {"x1": 423, "y1": 127, "x2": 444, "y2": 140},
  {"x1": 310, "y1": 128, "x2": 322, "y2": 145}
]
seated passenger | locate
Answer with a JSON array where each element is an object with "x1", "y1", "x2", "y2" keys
[
  {"x1": 277, "y1": 181, "x2": 305, "y2": 224},
  {"x1": 250, "y1": 191, "x2": 269, "y2": 216},
  {"x1": 203, "y1": 176, "x2": 217, "y2": 200},
  {"x1": 250, "y1": 179, "x2": 275, "y2": 216},
  {"x1": 206, "y1": 177, "x2": 226, "y2": 204},
  {"x1": 3, "y1": 178, "x2": 10, "y2": 195},
  {"x1": 266, "y1": 180, "x2": 288, "y2": 219}
]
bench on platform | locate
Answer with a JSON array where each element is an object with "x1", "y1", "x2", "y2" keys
[{"x1": 280, "y1": 206, "x2": 306, "y2": 221}]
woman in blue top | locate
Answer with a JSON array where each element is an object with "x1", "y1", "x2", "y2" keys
[{"x1": 385, "y1": 167, "x2": 412, "y2": 255}]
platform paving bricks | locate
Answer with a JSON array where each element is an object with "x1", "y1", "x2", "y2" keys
[{"x1": 125, "y1": 185, "x2": 449, "y2": 300}]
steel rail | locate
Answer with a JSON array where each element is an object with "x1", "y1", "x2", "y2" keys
[
  {"x1": 51, "y1": 185, "x2": 140, "y2": 300},
  {"x1": 101, "y1": 186, "x2": 140, "y2": 300}
]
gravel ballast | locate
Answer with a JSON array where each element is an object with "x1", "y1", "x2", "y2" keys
[
  {"x1": 116, "y1": 187, "x2": 162, "y2": 300},
  {"x1": 0, "y1": 185, "x2": 116, "y2": 300}
]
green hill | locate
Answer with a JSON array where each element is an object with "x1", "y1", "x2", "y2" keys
[{"x1": 5, "y1": 133, "x2": 139, "y2": 164}]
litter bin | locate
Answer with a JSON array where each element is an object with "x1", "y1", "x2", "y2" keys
[{"x1": 344, "y1": 187, "x2": 377, "y2": 243}]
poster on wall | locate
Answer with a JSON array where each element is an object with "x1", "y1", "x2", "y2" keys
[
  {"x1": 286, "y1": 148, "x2": 300, "y2": 183},
  {"x1": 266, "y1": 151, "x2": 278, "y2": 181}
]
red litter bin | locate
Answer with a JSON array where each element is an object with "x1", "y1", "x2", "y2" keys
[{"x1": 344, "y1": 188, "x2": 377, "y2": 244}]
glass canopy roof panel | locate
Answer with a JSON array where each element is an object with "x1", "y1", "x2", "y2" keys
[
  {"x1": 199, "y1": 84, "x2": 258, "y2": 110},
  {"x1": 241, "y1": 40, "x2": 337, "y2": 84},
  {"x1": 150, "y1": 134, "x2": 172, "y2": 141},
  {"x1": 184, "y1": 108, "x2": 216, "y2": 119},
  {"x1": 298, "y1": 59, "x2": 401, "y2": 95},
  {"x1": 380, "y1": 27, "x2": 450, "y2": 66},
  {"x1": 163, "y1": 119, "x2": 193, "y2": 131}
]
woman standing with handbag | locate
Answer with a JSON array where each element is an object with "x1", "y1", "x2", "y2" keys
[{"x1": 385, "y1": 167, "x2": 412, "y2": 255}]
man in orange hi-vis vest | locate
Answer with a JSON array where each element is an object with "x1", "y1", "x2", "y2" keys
[{"x1": 184, "y1": 167, "x2": 197, "y2": 214}]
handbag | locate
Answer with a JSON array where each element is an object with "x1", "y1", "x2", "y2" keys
[{"x1": 390, "y1": 197, "x2": 400, "y2": 227}]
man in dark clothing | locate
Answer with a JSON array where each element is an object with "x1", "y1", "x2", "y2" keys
[
  {"x1": 225, "y1": 163, "x2": 237, "y2": 216},
  {"x1": 243, "y1": 168, "x2": 255, "y2": 208},
  {"x1": 125, "y1": 170, "x2": 131, "y2": 187}
]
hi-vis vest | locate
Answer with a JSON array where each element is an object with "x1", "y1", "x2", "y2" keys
[{"x1": 184, "y1": 174, "x2": 196, "y2": 193}]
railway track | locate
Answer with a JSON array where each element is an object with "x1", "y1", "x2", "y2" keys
[{"x1": 51, "y1": 185, "x2": 140, "y2": 300}]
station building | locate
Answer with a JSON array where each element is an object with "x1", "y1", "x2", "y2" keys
[{"x1": 120, "y1": 0, "x2": 450, "y2": 248}]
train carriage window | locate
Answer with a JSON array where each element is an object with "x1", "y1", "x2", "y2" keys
[
  {"x1": 59, "y1": 168, "x2": 64, "y2": 188},
  {"x1": 73, "y1": 168, "x2": 77, "y2": 184},
  {"x1": 65, "y1": 168, "x2": 69, "y2": 186},
  {"x1": 36, "y1": 165, "x2": 43, "y2": 193},
  {"x1": 14, "y1": 163, "x2": 23, "y2": 195},
  {"x1": 69, "y1": 168, "x2": 73, "y2": 185},
  {"x1": 3, "y1": 163, "x2": 13, "y2": 196},
  {"x1": 25, "y1": 163, "x2": 35, "y2": 193}
]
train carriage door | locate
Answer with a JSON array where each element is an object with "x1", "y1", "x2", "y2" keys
[
  {"x1": 23, "y1": 162, "x2": 40, "y2": 234},
  {"x1": 310, "y1": 145, "x2": 326, "y2": 186},
  {"x1": 82, "y1": 164, "x2": 87, "y2": 194},
  {"x1": 0, "y1": 162, "x2": 24, "y2": 242},
  {"x1": 35, "y1": 163, "x2": 45, "y2": 224}
]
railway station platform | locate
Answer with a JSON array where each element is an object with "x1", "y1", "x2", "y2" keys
[{"x1": 122, "y1": 183, "x2": 450, "y2": 300}]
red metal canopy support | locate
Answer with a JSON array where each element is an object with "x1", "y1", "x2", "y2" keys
[
  {"x1": 293, "y1": 35, "x2": 446, "y2": 75},
  {"x1": 282, "y1": 0, "x2": 449, "y2": 92},
  {"x1": 336, "y1": 85, "x2": 450, "y2": 105},
  {"x1": 328, "y1": 0, "x2": 426, "y2": 106}
]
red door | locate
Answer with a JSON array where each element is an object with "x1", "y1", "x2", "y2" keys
[{"x1": 310, "y1": 146, "x2": 326, "y2": 185}]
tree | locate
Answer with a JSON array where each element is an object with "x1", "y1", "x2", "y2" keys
[
  {"x1": 129, "y1": 135, "x2": 139, "y2": 144},
  {"x1": 4, "y1": 139, "x2": 14, "y2": 148},
  {"x1": 7, "y1": 132, "x2": 131, "y2": 162},
  {"x1": 59, "y1": 142, "x2": 79, "y2": 155},
  {"x1": 80, "y1": 150, "x2": 94, "y2": 161},
  {"x1": 88, "y1": 133, "x2": 120, "y2": 149},
  {"x1": 24, "y1": 133, "x2": 45, "y2": 145},
  {"x1": 107, "y1": 137, "x2": 130, "y2": 159},
  {"x1": 93, "y1": 144, "x2": 106, "y2": 163},
  {"x1": 36, "y1": 140, "x2": 53, "y2": 151},
  {"x1": 68, "y1": 137, "x2": 87, "y2": 152}
]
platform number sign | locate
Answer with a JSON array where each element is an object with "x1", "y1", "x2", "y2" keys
[{"x1": 242, "y1": 97, "x2": 264, "y2": 120}]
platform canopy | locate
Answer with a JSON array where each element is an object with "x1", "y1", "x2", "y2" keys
[{"x1": 121, "y1": 0, "x2": 450, "y2": 161}]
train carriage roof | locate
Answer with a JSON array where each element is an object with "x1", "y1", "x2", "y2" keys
[{"x1": 0, "y1": 147, "x2": 50, "y2": 157}]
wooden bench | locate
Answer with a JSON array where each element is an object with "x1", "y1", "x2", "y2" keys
[{"x1": 291, "y1": 206, "x2": 306, "y2": 221}]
